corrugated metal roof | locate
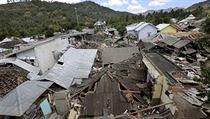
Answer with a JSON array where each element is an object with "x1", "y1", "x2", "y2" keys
[
  {"x1": 0, "y1": 81, "x2": 53, "y2": 116},
  {"x1": 35, "y1": 48, "x2": 97, "y2": 89},
  {"x1": 182, "y1": 48, "x2": 196, "y2": 55},
  {"x1": 126, "y1": 22, "x2": 144, "y2": 31},
  {"x1": 0, "y1": 58, "x2": 40, "y2": 75},
  {"x1": 102, "y1": 47, "x2": 139, "y2": 65},
  {"x1": 173, "y1": 39, "x2": 191, "y2": 49},
  {"x1": 179, "y1": 14, "x2": 196, "y2": 23},
  {"x1": 161, "y1": 36, "x2": 181, "y2": 46},
  {"x1": 6, "y1": 34, "x2": 71, "y2": 57},
  {"x1": 162, "y1": 32, "x2": 206, "y2": 40},
  {"x1": 156, "y1": 24, "x2": 170, "y2": 31},
  {"x1": 135, "y1": 22, "x2": 149, "y2": 31},
  {"x1": 126, "y1": 22, "x2": 157, "y2": 32}
]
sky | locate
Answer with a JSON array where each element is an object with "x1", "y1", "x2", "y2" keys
[{"x1": 0, "y1": 0, "x2": 206, "y2": 14}]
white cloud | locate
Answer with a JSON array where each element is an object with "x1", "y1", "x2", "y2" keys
[
  {"x1": 102, "y1": 0, "x2": 128, "y2": 6},
  {"x1": 44, "y1": 0, "x2": 81, "y2": 4},
  {"x1": 148, "y1": 0, "x2": 172, "y2": 7},
  {"x1": 0, "y1": 0, "x2": 7, "y2": 4},
  {"x1": 127, "y1": 4, "x2": 146, "y2": 14},
  {"x1": 131, "y1": 0, "x2": 139, "y2": 5},
  {"x1": 127, "y1": 0, "x2": 146, "y2": 14}
]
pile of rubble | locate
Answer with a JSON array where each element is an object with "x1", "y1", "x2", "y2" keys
[
  {"x1": 0, "y1": 64, "x2": 28, "y2": 97},
  {"x1": 77, "y1": 41, "x2": 102, "y2": 49},
  {"x1": 64, "y1": 54, "x2": 172, "y2": 118}
]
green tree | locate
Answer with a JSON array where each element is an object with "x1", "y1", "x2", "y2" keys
[
  {"x1": 45, "y1": 27, "x2": 54, "y2": 37},
  {"x1": 203, "y1": 18, "x2": 210, "y2": 34}
]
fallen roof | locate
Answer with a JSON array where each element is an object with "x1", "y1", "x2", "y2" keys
[
  {"x1": 160, "y1": 36, "x2": 181, "y2": 46},
  {"x1": 162, "y1": 32, "x2": 206, "y2": 40},
  {"x1": 80, "y1": 54, "x2": 149, "y2": 117},
  {"x1": 0, "y1": 65, "x2": 29, "y2": 98},
  {"x1": 0, "y1": 58, "x2": 40, "y2": 75},
  {"x1": 80, "y1": 74, "x2": 130, "y2": 117},
  {"x1": 172, "y1": 39, "x2": 191, "y2": 49},
  {"x1": 145, "y1": 53, "x2": 182, "y2": 86},
  {"x1": 0, "y1": 81, "x2": 53, "y2": 116},
  {"x1": 102, "y1": 47, "x2": 139, "y2": 65},
  {"x1": 36, "y1": 48, "x2": 97, "y2": 89}
]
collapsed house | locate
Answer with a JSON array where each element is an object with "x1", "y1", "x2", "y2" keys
[
  {"x1": 6, "y1": 34, "x2": 70, "y2": 74},
  {"x1": 150, "y1": 32, "x2": 207, "y2": 62},
  {"x1": 69, "y1": 51, "x2": 174, "y2": 118},
  {"x1": 177, "y1": 14, "x2": 206, "y2": 32},
  {"x1": 0, "y1": 47, "x2": 98, "y2": 118},
  {"x1": 35, "y1": 48, "x2": 98, "y2": 89},
  {"x1": 143, "y1": 52, "x2": 208, "y2": 119},
  {"x1": 0, "y1": 58, "x2": 52, "y2": 118}
]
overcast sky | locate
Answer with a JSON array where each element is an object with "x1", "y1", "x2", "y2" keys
[{"x1": 0, "y1": 0, "x2": 206, "y2": 14}]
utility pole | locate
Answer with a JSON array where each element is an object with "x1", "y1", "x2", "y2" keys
[{"x1": 75, "y1": 7, "x2": 79, "y2": 26}]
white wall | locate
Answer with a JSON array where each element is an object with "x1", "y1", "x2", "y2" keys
[
  {"x1": 16, "y1": 49, "x2": 39, "y2": 66},
  {"x1": 16, "y1": 49, "x2": 35, "y2": 59},
  {"x1": 138, "y1": 25, "x2": 157, "y2": 40},
  {"x1": 34, "y1": 38, "x2": 69, "y2": 73},
  {"x1": 127, "y1": 30, "x2": 137, "y2": 37}
]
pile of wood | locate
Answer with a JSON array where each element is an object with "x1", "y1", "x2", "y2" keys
[{"x1": 0, "y1": 64, "x2": 28, "y2": 97}]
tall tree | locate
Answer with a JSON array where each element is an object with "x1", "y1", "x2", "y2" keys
[{"x1": 203, "y1": 18, "x2": 210, "y2": 34}]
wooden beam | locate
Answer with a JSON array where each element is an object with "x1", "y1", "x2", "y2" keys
[{"x1": 114, "y1": 102, "x2": 173, "y2": 119}]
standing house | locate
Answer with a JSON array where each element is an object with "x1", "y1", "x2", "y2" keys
[
  {"x1": 178, "y1": 14, "x2": 196, "y2": 26},
  {"x1": 156, "y1": 24, "x2": 179, "y2": 33},
  {"x1": 126, "y1": 22, "x2": 158, "y2": 40},
  {"x1": 6, "y1": 35, "x2": 70, "y2": 74},
  {"x1": 94, "y1": 21, "x2": 107, "y2": 31}
]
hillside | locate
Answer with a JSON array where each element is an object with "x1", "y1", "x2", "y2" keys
[
  {"x1": 187, "y1": 0, "x2": 210, "y2": 11},
  {"x1": 142, "y1": 7, "x2": 183, "y2": 16},
  {"x1": 0, "y1": 1, "x2": 138, "y2": 39},
  {"x1": 0, "y1": 0, "x2": 209, "y2": 40}
]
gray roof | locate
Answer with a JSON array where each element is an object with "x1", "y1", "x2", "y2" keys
[
  {"x1": 182, "y1": 48, "x2": 196, "y2": 55},
  {"x1": 172, "y1": 39, "x2": 191, "y2": 49},
  {"x1": 35, "y1": 48, "x2": 97, "y2": 89},
  {"x1": 126, "y1": 22, "x2": 157, "y2": 32},
  {"x1": 135, "y1": 22, "x2": 157, "y2": 31},
  {"x1": 0, "y1": 81, "x2": 53, "y2": 116},
  {"x1": 161, "y1": 36, "x2": 181, "y2": 46},
  {"x1": 102, "y1": 47, "x2": 139, "y2": 65},
  {"x1": 0, "y1": 58, "x2": 40, "y2": 75},
  {"x1": 6, "y1": 34, "x2": 71, "y2": 57}
]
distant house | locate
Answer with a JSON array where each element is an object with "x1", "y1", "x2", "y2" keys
[
  {"x1": 178, "y1": 14, "x2": 201, "y2": 30},
  {"x1": 178, "y1": 14, "x2": 196, "y2": 25},
  {"x1": 126, "y1": 22, "x2": 158, "y2": 40},
  {"x1": 6, "y1": 34, "x2": 70, "y2": 74},
  {"x1": 156, "y1": 24, "x2": 178, "y2": 33},
  {"x1": 94, "y1": 21, "x2": 107, "y2": 31},
  {"x1": 22, "y1": 37, "x2": 36, "y2": 43}
]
